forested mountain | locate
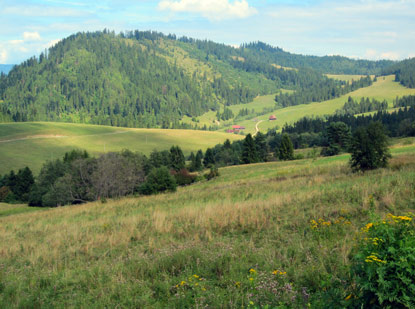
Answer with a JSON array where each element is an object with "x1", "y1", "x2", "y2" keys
[
  {"x1": 0, "y1": 30, "x2": 402, "y2": 128},
  {"x1": 382, "y1": 57, "x2": 415, "y2": 88},
  {"x1": 239, "y1": 42, "x2": 394, "y2": 75}
]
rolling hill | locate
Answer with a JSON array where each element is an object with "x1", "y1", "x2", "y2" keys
[
  {"x1": 0, "y1": 30, "x2": 402, "y2": 129},
  {"x1": 0, "y1": 122, "x2": 242, "y2": 175},
  {"x1": 1, "y1": 140, "x2": 414, "y2": 307}
]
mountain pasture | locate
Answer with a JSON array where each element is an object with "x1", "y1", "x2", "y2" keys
[
  {"x1": 247, "y1": 74, "x2": 415, "y2": 133},
  {"x1": 0, "y1": 142, "x2": 414, "y2": 307},
  {"x1": 0, "y1": 122, "x2": 242, "y2": 174}
]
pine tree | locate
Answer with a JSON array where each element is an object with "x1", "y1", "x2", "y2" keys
[
  {"x1": 169, "y1": 146, "x2": 185, "y2": 172},
  {"x1": 242, "y1": 133, "x2": 259, "y2": 164},
  {"x1": 278, "y1": 134, "x2": 294, "y2": 160},
  {"x1": 254, "y1": 132, "x2": 268, "y2": 162},
  {"x1": 189, "y1": 152, "x2": 196, "y2": 172},
  {"x1": 203, "y1": 148, "x2": 215, "y2": 167},
  {"x1": 350, "y1": 122, "x2": 391, "y2": 172},
  {"x1": 195, "y1": 150, "x2": 203, "y2": 171}
]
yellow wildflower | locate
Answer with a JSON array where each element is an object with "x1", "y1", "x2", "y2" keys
[
  {"x1": 180, "y1": 281, "x2": 186, "y2": 286},
  {"x1": 249, "y1": 268, "x2": 256, "y2": 274},
  {"x1": 345, "y1": 294, "x2": 352, "y2": 301},
  {"x1": 193, "y1": 274, "x2": 199, "y2": 279},
  {"x1": 310, "y1": 219, "x2": 318, "y2": 229},
  {"x1": 365, "y1": 255, "x2": 386, "y2": 264}
]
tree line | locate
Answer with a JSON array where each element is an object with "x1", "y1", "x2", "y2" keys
[
  {"x1": 336, "y1": 96, "x2": 388, "y2": 116},
  {"x1": 382, "y1": 57, "x2": 415, "y2": 88},
  {"x1": 0, "y1": 146, "x2": 219, "y2": 207},
  {"x1": 279, "y1": 106, "x2": 415, "y2": 151},
  {"x1": 275, "y1": 76, "x2": 373, "y2": 108}
]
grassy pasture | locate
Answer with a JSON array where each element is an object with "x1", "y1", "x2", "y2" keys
[
  {"x1": 210, "y1": 74, "x2": 415, "y2": 134},
  {"x1": 0, "y1": 122, "x2": 242, "y2": 175},
  {"x1": 252, "y1": 74, "x2": 415, "y2": 133},
  {"x1": 325, "y1": 74, "x2": 368, "y2": 82},
  {"x1": 0, "y1": 143, "x2": 414, "y2": 307}
]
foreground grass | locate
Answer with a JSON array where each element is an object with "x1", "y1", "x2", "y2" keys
[
  {"x1": 1, "y1": 144, "x2": 414, "y2": 307},
  {"x1": 0, "y1": 203, "x2": 44, "y2": 217},
  {"x1": 0, "y1": 122, "x2": 242, "y2": 174}
]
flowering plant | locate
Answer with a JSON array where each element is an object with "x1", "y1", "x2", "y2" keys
[{"x1": 350, "y1": 213, "x2": 415, "y2": 307}]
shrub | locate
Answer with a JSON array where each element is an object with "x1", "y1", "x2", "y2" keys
[
  {"x1": 171, "y1": 168, "x2": 197, "y2": 186},
  {"x1": 205, "y1": 167, "x2": 219, "y2": 181},
  {"x1": 139, "y1": 166, "x2": 177, "y2": 195},
  {"x1": 350, "y1": 213, "x2": 415, "y2": 308}
]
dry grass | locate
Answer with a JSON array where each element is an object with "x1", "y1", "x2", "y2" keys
[{"x1": 1, "y1": 150, "x2": 415, "y2": 307}]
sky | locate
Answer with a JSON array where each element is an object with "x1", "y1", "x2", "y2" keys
[{"x1": 0, "y1": 0, "x2": 414, "y2": 64}]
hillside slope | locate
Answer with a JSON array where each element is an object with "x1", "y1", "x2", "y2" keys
[
  {"x1": 0, "y1": 30, "x2": 398, "y2": 129},
  {"x1": 0, "y1": 122, "x2": 242, "y2": 174},
  {"x1": 0, "y1": 142, "x2": 414, "y2": 307}
]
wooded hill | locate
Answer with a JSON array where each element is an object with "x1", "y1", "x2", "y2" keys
[{"x1": 0, "y1": 30, "x2": 410, "y2": 128}]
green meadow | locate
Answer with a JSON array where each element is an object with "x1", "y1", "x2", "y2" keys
[
  {"x1": 0, "y1": 141, "x2": 414, "y2": 307},
  {"x1": 235, "y1": 74, "x2": 415, "y2": 134},
  {"x1": 325, "y1": 74, "x2": 368, "y2": 82},
  {"x1": 0, "y1": 122, "x2": 242, "y2": 175}
]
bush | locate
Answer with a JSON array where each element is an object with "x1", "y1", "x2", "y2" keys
[
  {"x1": 350, "y1": 213, "x2": 415, "y2": 308},
  {"x1": 205, "y1": 167, "x2": 219, "y2": 180},
  {"x1": 171, "y1": 168, "x2": 197, "y2": 186},
  {"x1": 139, "y1": 166, "x2": 177, "y2": 195}
]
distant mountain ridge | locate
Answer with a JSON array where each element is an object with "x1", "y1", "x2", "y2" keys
[
  {"x1": 0, "y1": 64, "x2": 14, "y2": 75},
  {"x1": 0, "y1": 30, "x2": 407, "y2": 128}
]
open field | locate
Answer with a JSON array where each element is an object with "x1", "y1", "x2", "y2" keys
[
  {"x1": 1, "y1": 142, "x2": 414, "y2": 307},
  {"x1": 0, "y1": 122, "x2": 242, "y2": 175},
  {"x1": 248, "y1": 75, "x2": 415, "y2": 133},
  {"x1": 325, "y1": 74, "x2": 368, "y2": 82},
  {"x1": 181, "y1": 91, "x2": 294, "y2": 129},
  {"x1": 0, "y1": 203, "x2": 44, "y2": 217}
]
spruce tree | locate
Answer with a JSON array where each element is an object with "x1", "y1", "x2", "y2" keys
[
  {"x1": 242, "y1": 133, "x2": 259, "y2": 164},
  {"x1": 189, "y1": 152, "x2": 196, "y2": 172},
  {"x1": 254, "y1": 132, "x2": 268, "y2": 162},
  {"x1": 169, "y1": 146, "x2": 185, "y2": 171},
  {"x1": 195, "y1": 150, "x2": 203, "y2": 171},
  {"x1": 350, "y1": 122, "x2": 391, "y2": 172},
  {"x1": 278, "y1": 134, "x2": 294, "y2": 160},
  {"x1": 203, "y1": 148, "x2": 215, "y2": 168}
]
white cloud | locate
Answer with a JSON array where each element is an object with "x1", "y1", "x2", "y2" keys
[
  {"x1": 23, "y1": 32, "x2": 42, "y2": 41},
  {"x1": 380, "y1": 51, "x2": 400, "y2": 60},
  {"x1": 365, "y1": 49, "x2": 378, "y2": 59},
  {"x1": 158, "y1": 0, "x2": 257, "y2": 20},
  {"x1": 364, "y1": 49, "x2": 400, "y2": 60},
  {"x1": 0, "y1": 50, "x2": 7, "y2": 63},
  {"x1": 47, "y1": 39, "x2": 61, "y2": 48},
  {"x1": 9, "y1": 40, "x2": 24, "y2": 45}
]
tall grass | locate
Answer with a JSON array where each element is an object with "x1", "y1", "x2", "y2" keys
[{"x1": 1, "y1": 145, "x2": 414, "y2": 307}]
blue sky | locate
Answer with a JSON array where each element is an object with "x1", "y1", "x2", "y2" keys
[{"x1": 0, "y1": 0, "x2": 414, "y2": 64}]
